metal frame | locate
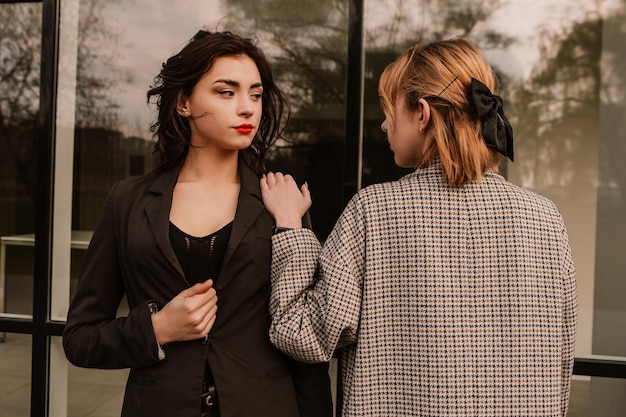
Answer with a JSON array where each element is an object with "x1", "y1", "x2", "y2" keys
[
  {"x1": 342, "y1": 0, "x2": 364, "y2": 206},
  {"x1": 0, "y1": 0, "x2": 60, "y2": 416},
  {"x1": 574, "y1": 357, "x2": 626, "y2": 379},
  {"x1": 31, "y1": 0, "x2": 59, "y2": 415}
]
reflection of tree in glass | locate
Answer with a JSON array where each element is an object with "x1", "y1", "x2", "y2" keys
[
  {"x1": 220, "y1": 0, "x2": 512, "y2": 151},
  {"x1": 0, "y1": 1, "x2": 120, "y2": 130},
  {"x1": 364, "y1": 0, "x2": 511, "y2": 50},
  {"x1": 221, "y1": 0, "x2": 348, "y2": 136},
  {"x1": 221, "y1": 0, "x2": 351, "y2": 239},
  {"x1": 0, "y1": 4, "x2": 40, "y2": 125},
  {"x1": 222, "y1": 0, "x2": 512, "y2": 141},
  {"x1": 361, "y1": 0, "x2": 513, "y2": 186},
  {"x1": 220, "y1": 0, "x2": 516, "y2": 239},
  {"x1": 0, "y1": 4, "x2": 41, "y2": 210},
  {"x1": 507, "y1": 2, "x2": 625, "y2": 191},
  {"x1": 74, "y1": 0, "x2": 122, "y2": 128},
  {"x1": 600, "y1": 0, "x2": 626, "y2": 196},
  {"x1": 0, "y1": 1, "x2": 121, "y2": 208}
]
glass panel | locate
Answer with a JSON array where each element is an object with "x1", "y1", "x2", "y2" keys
[
  {"x1": 592, "y1": 0, "x2": 626, "y2": 358},
  {"x1": 221, "y1": 0, "x2": 350, "y2": 240},
  {"x1": 61, "y1": 0, "x2": 348, "y2": 415},
  {"x1": 0, "y1": 2, "x2": 42, "y2": 319},
  {"x1": 363, "y1": 0, "x2": 626, "y2": 362},
  {"x1": 61, "y1": 0, "x2": 350, "y2": 272},
  {"x1": 0, "y1": 333, "x2": 32, "y2": 417},
  {"x1": 503, "y1": 0, "x2": 626, "y2": 360}
]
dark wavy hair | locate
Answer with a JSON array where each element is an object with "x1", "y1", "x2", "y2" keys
[{"x1": 147, "y1": 30, "x2": 289, "y2": 174}]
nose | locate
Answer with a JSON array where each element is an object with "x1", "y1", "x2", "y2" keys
[
  {"x1": 381, "y1": 118, "x2": 388, "y2": 133},
  {"x1": 238, "y1": 96, "x2": 255, "y2": 117}
]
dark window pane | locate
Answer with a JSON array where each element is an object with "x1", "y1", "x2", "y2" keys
[{"x1": 0, "y1": 2, "x2": 42, "y2": 318}]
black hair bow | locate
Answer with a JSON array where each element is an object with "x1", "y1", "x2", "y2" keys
[{"x1": 469, "y1": 78, "x2": 514, "y2": 161}]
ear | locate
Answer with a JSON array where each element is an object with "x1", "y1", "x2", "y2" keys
[
  {"x1": 416, "y1": 98, "x2": 431, "y2": 132},
  {"x1": 176, "y1": 94, "x2": 190, "y2": 117}
]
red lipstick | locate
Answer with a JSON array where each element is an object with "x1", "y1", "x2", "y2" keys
[{"x1": 235, "y1": 124, "x2": 254, "y2": 134}]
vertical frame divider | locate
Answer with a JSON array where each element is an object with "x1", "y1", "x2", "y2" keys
[{"x1": 31, "y1": 0, "x2": 60, "y2": 415}]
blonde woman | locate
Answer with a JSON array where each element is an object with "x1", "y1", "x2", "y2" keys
[{"x1": 261, "y1": 38, "x2": 577, "y2": 417}]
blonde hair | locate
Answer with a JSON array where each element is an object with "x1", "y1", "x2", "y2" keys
[{"x1": 378, "y1": 38, "x2": 504, "y2": 187}]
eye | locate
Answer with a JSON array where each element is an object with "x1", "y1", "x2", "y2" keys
[
  {"x1": 251, "y1": 92, "x2": 263, "y2": 100},
  {"x1": 218, "y1": 90, "x2": 235, "y2": 96}
]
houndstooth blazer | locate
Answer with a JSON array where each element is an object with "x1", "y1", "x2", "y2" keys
[{"x1": 269, "y1": 159, "x2": 577, "y2": 417}]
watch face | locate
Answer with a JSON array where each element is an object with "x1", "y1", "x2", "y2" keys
[{"x1": 272, "y1": 226, "x2": 293, "y2": 235}]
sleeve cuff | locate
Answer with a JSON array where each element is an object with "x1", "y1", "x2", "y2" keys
[{"x1": 147, "y1": 301, "x2": 166, "y2": 361}]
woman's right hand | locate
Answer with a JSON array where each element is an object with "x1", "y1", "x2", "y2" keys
[
  {"x1": 151, "y1": 279, "x2": 218, "y2": 344},
  {"x1": 260, "y1": 172, "x2": 311, "y2": 228}
]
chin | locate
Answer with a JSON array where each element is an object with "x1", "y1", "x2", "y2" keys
[
  {"x1": 394, "y1": 158, "x2": 415, "y2": 169},
  {"x1": 233, "y1": 138, "x2": 255, "y2": 150}
]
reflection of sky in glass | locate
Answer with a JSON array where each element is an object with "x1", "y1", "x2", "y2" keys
[
  {"x1": 484, "y1": 0, "x2": 603, "y2": 78},
  {"x1": 363, "y1": 0, "x2": 600, "y2": 79},
  {"x1": 102, "y1": 0, "x2": 621, "y2": 138},
  {"x1": 102, "y1": 0, "x2": 244, "y2": 139}
]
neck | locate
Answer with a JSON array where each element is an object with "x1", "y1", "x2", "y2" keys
[{"x1": 179, "y1": 147, "x2": 239, "y2": 184}]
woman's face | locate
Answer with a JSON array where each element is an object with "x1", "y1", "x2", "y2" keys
[
  {"x1": 180, "y1": 54, "x2": 263, "y2": 152},
  {"x1": 381, "y1": 94, "x2": 422, "y2": 168}
]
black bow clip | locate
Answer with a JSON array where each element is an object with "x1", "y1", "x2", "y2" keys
[{"x1": 469, "y1": 78, "x2": 514, "y2": 162}]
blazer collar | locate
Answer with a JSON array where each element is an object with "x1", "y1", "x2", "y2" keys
[
  {"x1": 145, "y1": 162, "x2": 185, "y2": 283},
  {"x1": 219, "y1": 160, "x2": 265, "y2": 289},
  {"x1": 409, "y1": 156, "x2": 505, "y2": 183},
  {"x1": 143, "y1": 158, "x2": 265, "y2": 289}
]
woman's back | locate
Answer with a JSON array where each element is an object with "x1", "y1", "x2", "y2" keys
[{"x1": 336, "y1": 160, "x2": 576, "y2": 416}]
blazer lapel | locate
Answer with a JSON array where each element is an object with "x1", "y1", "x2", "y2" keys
[
  {"x1": 145, "y1": 165, "x2": 187, "y2": 284},
  {"x1": 219, "y1": 161, "x2": 265, "y2": 288}
]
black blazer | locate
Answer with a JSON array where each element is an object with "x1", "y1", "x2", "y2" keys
[{"x1": 63, "y1": 160, "x2": 332, "y2": 417}]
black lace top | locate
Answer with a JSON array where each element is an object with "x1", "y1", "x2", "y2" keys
[{"x1": 169, "y1": 221, "x2": 233, "y2": 285}]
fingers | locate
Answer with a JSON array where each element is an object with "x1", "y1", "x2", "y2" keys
[
  {"x1": 177, "y1": 279, "x2": 213, "y2": 298},
  {"x1": 263, "y1": 171, "x2": 284, "y2": 188},
  {"x1": 188, "y1": 296, "x2": 218, "y2": 337},
  {"x1": 300, "y1": 182, "x2": 311, "y2": 201},
  {"x1": 155, "y1": 280, "x2": 219, "y2": 344},
  {"x1": 187, "y1": 286, "x2": 217, "y2": 313},
  {"x1": 194, "y1": 279, "x2": 214, "y2": 293},
  {"x1": 262, "y1": 172, "x2": 304, "y2": 190},
  {"x1": 200, "y1": 302, "x2": 218, "y2": 335}
]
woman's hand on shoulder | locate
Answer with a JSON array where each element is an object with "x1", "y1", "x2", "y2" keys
[{"x1": 260, "y1": 172, "x2": 311, "y2": 228}]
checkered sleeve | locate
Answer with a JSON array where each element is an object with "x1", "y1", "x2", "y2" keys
[
  {"x1": 560, "y1": 224, "x2": 578, "y2": 416},
  {"x1": 269, "y1": 198, "x2": 365, "y2": 363}
]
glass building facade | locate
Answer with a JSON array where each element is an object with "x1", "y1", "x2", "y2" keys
[{"x1": 0, "y1": 0, "x2": 625, "y2": 415}]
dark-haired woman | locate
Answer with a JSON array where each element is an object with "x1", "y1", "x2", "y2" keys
[{"x1": 63, "y1": 30, "x2": 332, "y2": 417}]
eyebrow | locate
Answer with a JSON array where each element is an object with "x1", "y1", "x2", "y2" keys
[{"x1": 213, "y1": 79, "x2": 263, "y2": 89}]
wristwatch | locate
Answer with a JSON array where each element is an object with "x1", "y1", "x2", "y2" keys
[
  {"x1": 147, "y1": 301, "x2": 166, "y2": 361},
  {"x1": 272, "y1": 225, "x2": 293, "y2": 235}
]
